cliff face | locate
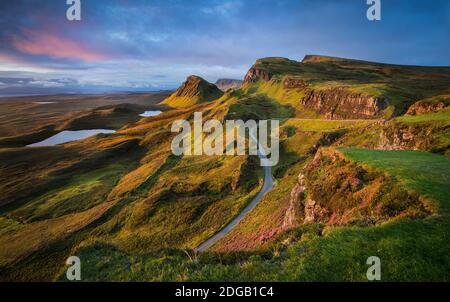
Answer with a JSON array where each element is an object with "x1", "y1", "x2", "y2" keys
[
  {"x1": 406, "y1": 98, "x2": 448, "y2": 116},
  {"x1": 300, "y1": 87, "x2": 388, "y2": 119},
  {"x1": 215, "y1": 79, "x2": 243, "y2": 91},
  {"x1": 378, "y1": 122, "x2": 450, "y2": 153},
  {"x1": 243, "y1": 67, "x2": 272, "y2": 83},
  {"x1": 242, "y1": 55, "x2": 450, "y2": 120},
  {"x1": 242, "y1": 57, "x2": 393, "y2": 119},
  {"x1": 282, "y1": 174, "x2": 305, "y2": 229}
]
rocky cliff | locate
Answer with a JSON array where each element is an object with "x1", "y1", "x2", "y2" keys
[
  {"x1": 300, "y1": 87, "x2": 388, "y2": 119},
  {"x1": 243, "y1": 67, "x2": 272, "y2": 83},
  {"x1": 243, "y1": 55, "x2": 450, "y2": 120},
  {"x1": 378, "y1": 121, "x2": 450, "y2": 153},
  {"x1": 406, "y1": 96, "x2": 449, "y2": 116}
]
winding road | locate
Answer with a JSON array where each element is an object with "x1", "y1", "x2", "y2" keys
[{"x1": 195, "y1": 132, "x2": 274, "y2": 252}]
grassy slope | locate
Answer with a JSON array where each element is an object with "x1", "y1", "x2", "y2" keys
[
  {"x1": 0, "y1": 97, "x2": 264, "y2": 280},
  {"x1": 49, "y1": 57, "x2": 450, "y2": 281},
  {"x1": 1, "y1": 57, "x2": 449, "y2": 281},
  {"x1": 162, "y1": 76, "x2": 224, "y2": 108},
  {"x1": 396, "y1": 107, "x2": 450, "y2": 123},
  {"x1": 340, "y1": 148, "x2": 450, "y2": 212},
  {"x1": 69, "y1": 148, "x2": 450, "y2": 281}
]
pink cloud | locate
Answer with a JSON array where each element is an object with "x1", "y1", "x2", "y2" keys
[{"x1": 12, "y1": 30, "x2": 108, "y2": 62}]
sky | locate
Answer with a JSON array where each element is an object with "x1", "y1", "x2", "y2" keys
[{"x1": 0, "y1": 0, "x2": 449, "y2": 95}]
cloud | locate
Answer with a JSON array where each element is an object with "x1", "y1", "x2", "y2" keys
[
  {"x1": 29, "y1": 79, "x2": 65, "y2": 88},
  {"x1": 0, "y1": 0, "x2": 448, "y2": 95},
  {"x1": 202, "y1": 1, "x2": 242, "y2": 15},
  {"x1": 12, "y1": 29, "x2": 108, "y2": 62}
]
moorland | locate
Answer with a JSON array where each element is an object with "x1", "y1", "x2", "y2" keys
[{"x1": 0, "y1": 55, "x2": 449, "y2": 281}]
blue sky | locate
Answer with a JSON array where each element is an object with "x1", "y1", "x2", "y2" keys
[{"x1": 0, "y1": 0, "x2": 449, "y2": 94}]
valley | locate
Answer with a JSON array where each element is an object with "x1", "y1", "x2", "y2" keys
[{"x1": 0, "y1": 55, "x2": 449, "y2": 281}]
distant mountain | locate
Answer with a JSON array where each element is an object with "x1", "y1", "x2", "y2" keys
[
  {"x1": 162, "y1": 75, "x2": 223, "y2": 108},
  {"x1": 214, "y1": 79, "x2": 243, "y2": 91}
]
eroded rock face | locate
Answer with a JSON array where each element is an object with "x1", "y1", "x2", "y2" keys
[
  {"x1": 378, "y1": 119, "x2": 450, "y2": 153},
  {"x1": 300, "y1": 87, "x2": 388, "y2": 119},
  {"x1": 406, "y1": 101, "x2": 446, "y2": 115},
  {"x1": 283, "y1": 78, "x2": 308, "y2": 89},
  {"x1": 303, "y1": 198, "x2": 328, "y2": 224},
  {"x1": 379, "y1": 124, "x2": 432, "y2": 151},
  {"x1": 282, "y1": 174, "x2": 305, "y2": 229},
  {"x1": 379, "y1": 126, "x2": 417, "y2": 151},
  {"x1": 243, "y1": 67, "x2": 272, "y2": 83}
]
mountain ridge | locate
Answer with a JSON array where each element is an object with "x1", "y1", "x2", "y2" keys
[
  {"x1": 215, "y1": 79, "x2": 243, "y2": 91},
  {"x1": 162, "y1": 75, "x2": 224, "y2": 108}
]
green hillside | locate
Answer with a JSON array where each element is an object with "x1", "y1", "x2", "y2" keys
[
  {"x1": 63, "y1": 148, "x2": 450, "y2": 281},
  {"x1": 0, "y1": 56, "x2": 448, "y2": 281}
]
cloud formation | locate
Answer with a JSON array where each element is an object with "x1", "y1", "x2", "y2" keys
[
  {"x1": 12, "y1": 30, "x2": 107, "y2": 62},
  {"x1": 0, "y1": 0, "x2": 448, "y2": 95}
]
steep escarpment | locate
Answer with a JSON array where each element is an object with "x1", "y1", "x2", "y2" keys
[
  {"x1": 243, "y1": 66, "x2": 272, "y2": 83},
  {"x1": 242, "y1": 55, "x2": 450, "y2": 119},
  {"x1": 300, "y1": 87, "x2": 388, "y2": 119},
  {"x1": 287, "y1": 148, "x2": 430, "y2": 226},
  {"x1": 243, "y1": 57, "x2": 299, "y2": 84},
  {"x1": 163, "y1": 75, "x2": 224, "y2": 108}
]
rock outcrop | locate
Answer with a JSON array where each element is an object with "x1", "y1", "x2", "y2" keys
[
  {"x1": 303, "y1": 198, "x2": 328, "y2": 224},
  {"x1": 243, "y1": 67, "x2": 272, "y2": 83},
  {"x1": 406, "y1": 99, "x2": 448, "y2": 115},
  {"x1": 300, "y1": 87, "x2": 388, "y2": 119},
  {"x1": 215, "y1": 79, "x2": 243, "y2": 91},
  {"x1": 288, "y1": 148, "x2": 429, "y2": 226},
  {"x1": 378, "y1": 122, "x2": 449, "y2": 153},
  {"x1": 282, "y1": 174, "x2": 305, "y2": 229},
  {"x1": 301, "y1": 54, "x2": 339, "y2": 63},
  {"x1": 283, "y1": 77, "x2": 308, "y2": 89},
  {"x1": 163, "y1": 75, "x2": 223, "y2": 107},
  {"x1": 172, "y1": 75, "x2": 222, "y2": 100}
]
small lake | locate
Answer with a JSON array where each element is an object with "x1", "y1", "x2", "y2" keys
[
  {"x1": 32, "y1": 102, "x2": 57, "y2": 105},
  {"x1": 27, "y1": 129, "x2": 116, "y2": 147},
  {"x1": 139, "y1": 110, "x2": 162, "y2": 117}
]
